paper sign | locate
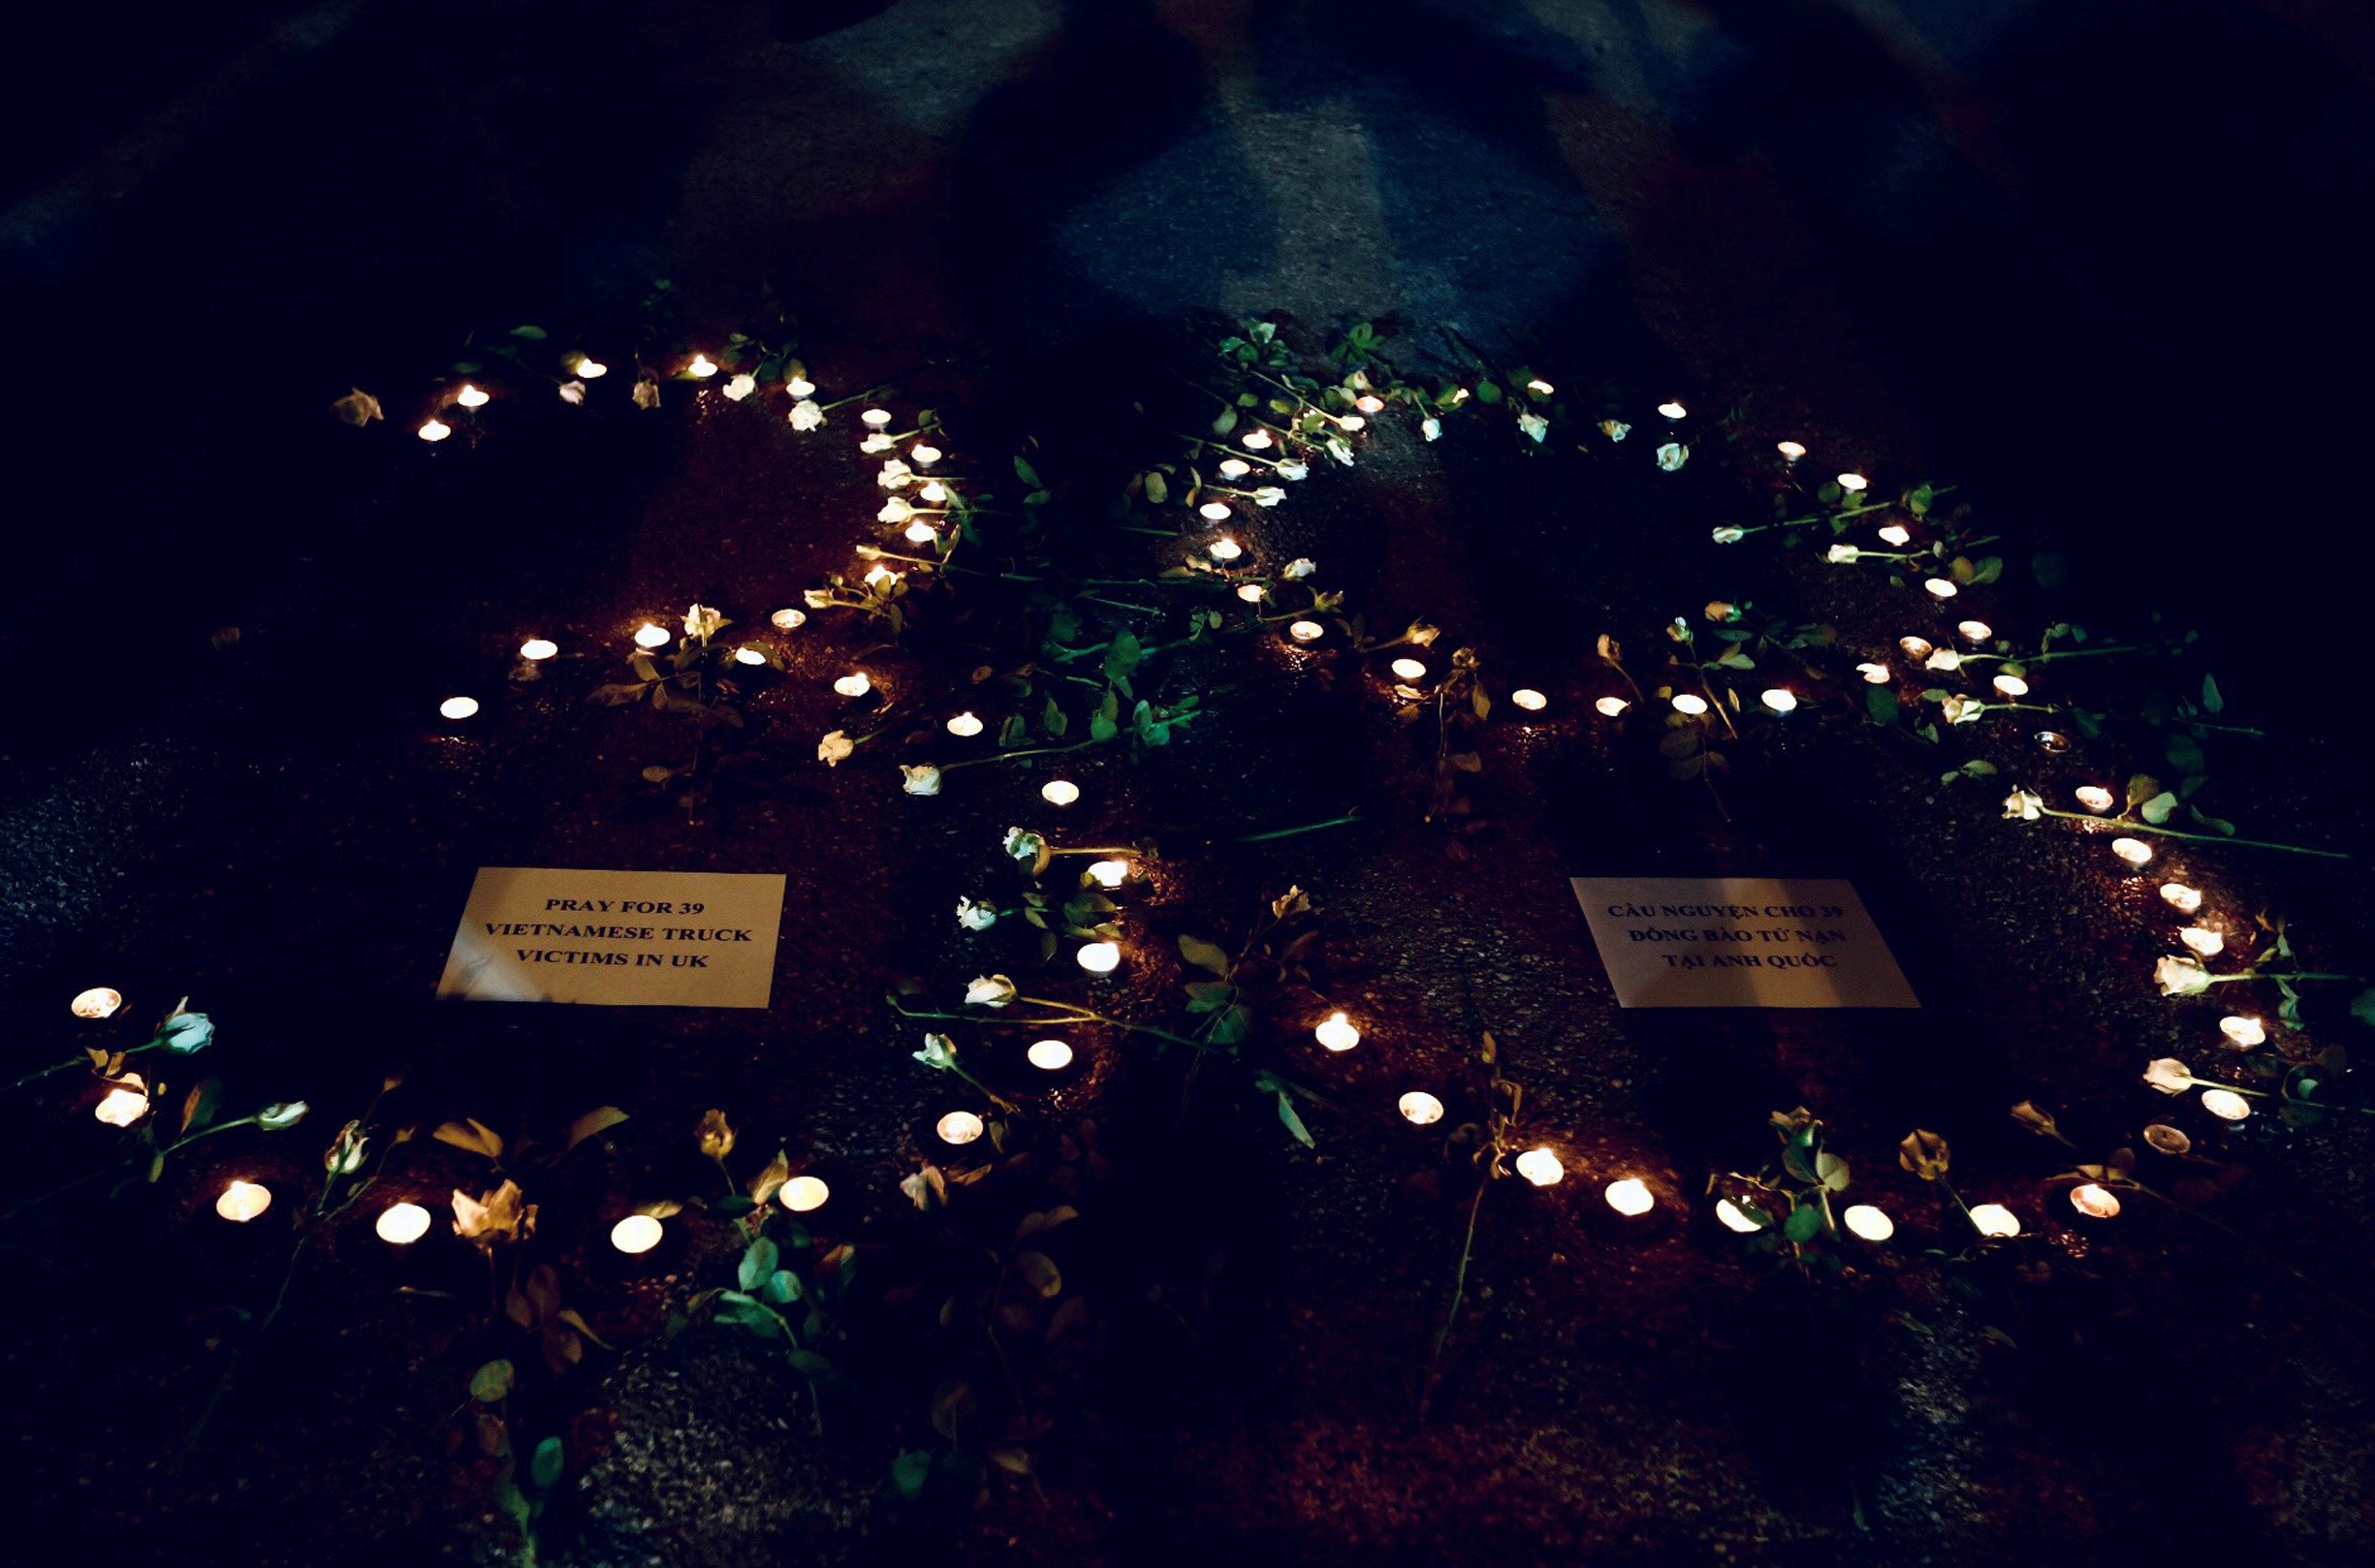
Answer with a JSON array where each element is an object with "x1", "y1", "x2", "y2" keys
[
  {"x1": 1570, "y1": 876, "x2": 1917, "y2": 1009},
  {"x1": 436, "y1": 867, "x2": 785, "y2": 1008}
]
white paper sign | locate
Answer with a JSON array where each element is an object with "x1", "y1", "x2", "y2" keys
[
  {"x1": 1570, "y1": 876, "x2": 1917, "y2": 1009},
  {"x1": 436, "y1": 866, "x2": 785, "y2": 1009}
]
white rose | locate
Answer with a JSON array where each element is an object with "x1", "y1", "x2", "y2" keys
[
  {"x1": 957, "y1": 897, "x2": 998, "y2": 932},
  {"x1": 879, "y1": 497, "x2": 914, "y2": 524},
  {"x1": 789, "y1": 399, "x2": 824, "y2": 431},
  {"x1": 965, "y1": 975, "x2": 1017, "y2": 1008},
  {"x1": 2155, "y1": 955, "x2": 2214, "y2": 996},
  {"x1": 877, "y1": 458, "x2": 912, "y2": 489},
  {"x1": 901, "y1": 765, "x2": 941, "y2": 797},
  {"x1": 817, "y1": 730, "x2": 854, "y2": 766},
  {"x1": 1252, "y1": 487, "x2": 1285, "y2": 507},
  {"x1": 860, "y1": 432, "x2": 894, "y2": 454},
  {"x1": 914, "y1": 1032, "x2": 958, "y2": 1069},
  {"x1": 1282, "y1": 557, "x2": 1315, "y2": 580},
  {"x1": 558, "y1": 380, "x2": 587, "y2": 406},
  {"x1": 1940, "y1": 695, "x2": 1982, "y2": 725},
  {"x1": 1826, "y1": 545, "x2": 1859, "y2": 563},
  {"x1": 1656, "y1": 441, "x2": 1689, "y2": 472},
  {"x1": 1276, "y1": 462, "x2": 1310, "y2": 481},
  {"x1": 1518, "y1": 413, "x2": 1549, "y2": 444},
  {"x1": 2141, "y1": 1057, "x2": 2197, "y2": 1094},
  {"x1": 723, "y1": 373, "x2": 757, "y2": 401},
  {"x1": 1003, "y1": 827, "x2": 1044, "y2": 862},
  {"x1": 2001, "y1": 789, "x2": 2042, "y2": 821},
  {"x1": 1421, "y1": 418, "x2": 1441, "y2": 442},
  {"x1": 1599, "y1": 420, "x2": 1631, "y2": 442},
  {"x1": 1711, "y1": 526, "x2": 1747, "y2": 545},
  {"x1": 1924, "y1": 650, "x2": 1962, "y2": 672}
]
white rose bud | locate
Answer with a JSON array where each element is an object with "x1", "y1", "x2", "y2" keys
[
  {"x1": 2155, "y1": 955, "x2": 2214, "y2": 996},
  {"x1": 956, "y1": 896, "x2": 998, "y2": 932},
  {"x1": 901, "y1": 764, "x2": 941, "y2": 797},
  {"x1": 789, "y1": 399, "x2": 824, "y2": 431},
  {"x1": 965, "y1": 975, "x2": 1017, "y2": 1008},
  {"x1": 2141, "y1": 1057, "x2": 2197, "y2": 1094},
  {"x1": 818, "y1": 730, "x2": 854, "y2": 766}
]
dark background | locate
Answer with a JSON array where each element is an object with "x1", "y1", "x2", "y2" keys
[{"x1": 5, "y1": 0, "x2": 2373, "y2": 741}]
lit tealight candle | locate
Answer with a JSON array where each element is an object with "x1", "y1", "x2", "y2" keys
[
  {"x1": 1603, "y1": 1177, "x2": 1655, "y2": 1217},
  {"x1": 1956, "y1": 620, "x2": 1993, "y2": 643},
  {"x1": 418, "y1": 419, "x2": 452, "y2": 443},
  {"x1": 1715, "y1": 1198, "x2": 1762, "y2": 1234},
  {"x1": 1856, "y1": 662, "x2": 1892, "y2": 685},
  {"x1": 2036, "y1": 730, "x2": 2070, "y2": 753},
  {"x1": 833, "y1": 672, "x2": 872, "y2": 698},
  {"x1": 786, "y1": 375, "x2": 815, "y2": 397},
  {"x1": 575, "y1": 356, "x2": 608, "y2": 379},
  {"x1": 1390, "y1": 658, "x2": 1427, "y2": 681},
  {"x1": 1656, "y1": 400, "x2": 1686, "y2": 420},
  {"x1": 1671, "y1": 693, "x2": 1709, "y2": 715},
  {"x1": 1288, "y1": 619, "x2": 1324, "y2": 643},
  {"x1": 686, "y1": 354, "x2": 718, "y2": 379},
  {"x1": 1837, "y1": 472, "x2": 1869, "y2": 493},
  {"x1": 919, "y1": 481, "x2": 947, "y2": 503},
  {"x1": 1355, "y1": 393, "x2": 1386, "y2": 414},
  {"x1": 1991, "y1": 674, "x2": 2029, "y2": 698},
  {"x1": 1238, "y1": 583, "x2": 1268, "y2": 604},
  {"x1": 439, "y1": 696, "x2": 480, "y2": 721},
  {"x1": 1514, "y1": 1147, "x2": 1565, "y2": 1187},
  {"x1": 1511, "y1": 688, "x2": 1547, "y2": 711},
  {"x1": 861, "y1": 408, "x2": 892, "y2": 428},
  {"x1": 1028, "y1": 1039, "x2": 1074, "y2": 1072},
  {"x1": 611, "y1": 1214, "x2": 664, "y2": 1253},
  {"x1": 2219, "y1": 1015, "x2": 2265, "y2": 1048},
  {"x1": 734, "y1": 646, "x2": 767, "y2": 666},
  {"x1": 937, "y1": 1111, "x2": 984, "y2": 1145},
  {"x1": 376, "y1": 1202, "x2": 432, "y2": 1244},
  {"x1": 94, "y1": 1078, "x2": 148, "y2": 1127},
  {"x1": 779, "y1": 1176, "x2": 831, "y2": 1212},
  {"x1": 70, "y1": 987, "x2": 123, "y2": 1019},
  {"x1": 455, "y1": 383, "x2": 490, "y2": 410},
  {"x1": 1314, "y1": 1012, "x2": 1361, "y2": 1052},
  {"x1": 1877, "y1": 523, "x2": 1913, "y2": 547},
  {"x1": 2068, "y1": 1183, "x2": 2121, "y2": 1219},
  {"x1": 2161, "y1": 882, "x2": 2202, "y2": 913},
  {"x1": 904, "y1": 519, "x2": 938, "y2": 545},
  {"x1": 1086, "y1": 859, "x2": 1128, "y2": 889},
  {"x1": 1040, "y1": 779, "x2": 1080, "y2": 807},
  {"x1": 1533, "y1": 380, "x2": 1561, "y2": 397},
  {"x1": 945, "y1": 711, "x2": 985, "y2": 737},
  {"x1": 1842, "y1": 1204, "x2": 1894, "y2": 1241},
  {"x1": 1076, "y1": 941, "x2": 1122, "y2": 974},
  {"x1": 1923, "y1": 578, "x2": 1958, "y2": 600},
  {"x1": 771, "y1": 608, "x2": 808, "y2": 631},
  {"x1": 1760, "y1": 688, "x2": 1797, "y2": 714},
  {"x1": 2110, "y1": 837, "x2": 2153, "y2": 867},
  {"x1": 633, "y1": 622, "x2": 671, "y2": 650},
  {"x1": 1243, "y1": 429, "x2": 1273, "y2": 450},
  {"x1": 1898, "y1": 636, "x2": 1934, "y2": 660},
  {"x1": 1208, "y1": 537, "x2": 1243, "y2": 562},
  {"x1": 1968, "y1": 1203, "x2": 2021, "y2": 1239},
  {"x1": 1219, "y1": 458, "x2": 1251, "y2": 479},
  {"x1": 2075, "y1": 786, "x2": 2114, "y2": 813},
  {"x1": 2178, "y1": 925, "x2": 2224, "y2": 957},
  {"x1": 1199, "y1": 501, "x2": 1231, "y2": 521},
  {"x1": 520, "y1": 638, "x2": 558, "y2": 662},
  {"x1": 910, "y1": 444, "x2": 942, "y2": 466},
  {"x1": 1594, "y1": 696, "x2": 1630, "y2": 717},
  {"x1": 1398, "y1": 1091, "x2": 1444, "y2": 1126},
  {"x1": 216, "y1": 1180, "x2": 272, "y2": 1223},
  {"x1": 2200, "y1": 1088, "x2": 2251, "y2": 1121},
  {"x1": 1776, "y1": 440, "x2": 1807, "y2": 462}
]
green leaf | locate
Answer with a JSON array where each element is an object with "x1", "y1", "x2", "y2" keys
[
  {"x1": 530, "y1": 1436, "x2": 564, "y2": 1490},
  {"x1": 2201, "y1": 674, "x2": 2224, "y2": 714},
  {"x1": 1013, "y1": 455, "x2": 1042, "y2": 487},
  {"x1": 1013, "y1": 1249, "x2": 1062, "y2": 1300},
  {"x1": 469, "y1": 1360, "x2": 515, "y2": 1403},
  {"x1": 892, "y1": 1449, "x2": 933, "y2": 1499},
  {"x1": 1864, "y1": 685, "x2": 1899, "y2": 726},
  {"x1": 1178, "y1": 934, "x2": 1233, "y2": 976},
  {"x1": 2140, "y1": 791, "x2": 2179, "y2": 826},
  {"x1": 1144, "y1": 470, "x2": 1168, "y2": 505},
  {"x1": 507, "y1": 325, "x2": 548, "y2": 341},
  {"x1": 2165, "y1": 734, "x2": 2207, "y2": 775},
  {"x1": 1275, "y1": 1091, "x2": 1314, "y2": 1147},
  {"x1": 740, "y1": 1238, "x2": 779, "y2": 1292},
  {"x1": 1784, "y1": 1203, "x2": 1824, "y2": 1243}
]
